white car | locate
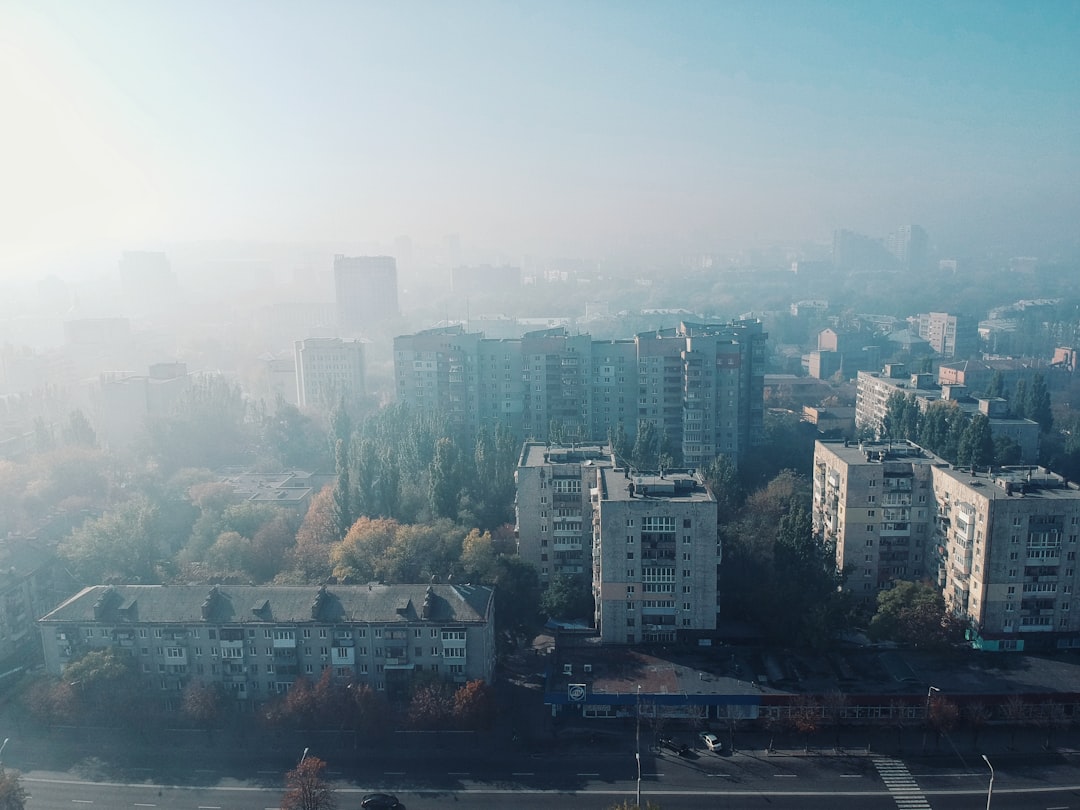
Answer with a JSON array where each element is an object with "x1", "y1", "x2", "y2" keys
[{"x1": 699, "y1": 732, "x2": 722, "y2": 752}]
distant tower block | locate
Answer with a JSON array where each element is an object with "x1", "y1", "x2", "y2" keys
[{"x1": 333, "y1": 255, "x2": 399, "y2": 335}]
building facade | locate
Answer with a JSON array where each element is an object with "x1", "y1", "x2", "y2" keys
[
  {"x1": 515, "y1": 443, "x2": 611, "y2": 587},
  {"x1": 334, "y1": 255, "x2": 399, "y2": 334},
  {"x1": 915, "y1": 312, "x2": 978, "y2": 359},
  {"x1": 39, "y1": 583, "x2": 495, "y2": 709},
  {"x1": 814, "y1": 440, "x2": 1080, "y2": 651},
  {"x1": 813, "y1": 441, "x2": 939, "y2": 606},
  {"x1": 294, "y1": 337, "x2": 366, "y2": 411},
  {"x1": 593, "y1": 467, "x2": 719, "y2": 644},
  {"x1": 393, "y1": 319, "x2": 767, "y2": 463}
]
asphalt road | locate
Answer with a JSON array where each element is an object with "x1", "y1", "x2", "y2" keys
[{"x1": 15, "y1": 747, "x2": 1080, "y2": 810}]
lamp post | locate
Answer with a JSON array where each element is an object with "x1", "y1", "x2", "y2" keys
[
  {"x1": 635, "y1": 684, "x2": 642, "y2": 810},
  {"x1": 922, "y1": 686, "x2": 940, "y2": 753},
  {"x1": 0, "y1": 738, "x2": 8, "y2": 771},
  {"x1": 982, "y1": 754, "x2": 994, "y2": 810},
  {"x1": 299, "y1": 747, "x2": 308, "y2": 765}
]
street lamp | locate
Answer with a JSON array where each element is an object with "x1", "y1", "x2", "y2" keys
[
  {"x1": 922, "y1": 686, "x2": 940, "y2": 753},
  {"x1": 635, "y1": 684, "x2": 642, "y2": 810},
  {"x1": 299, "y1": 747, "x2": 309, "y2": 765},
  {"x1": 0, "y1": 738, "x2": 8, "y2": 771},
  {"x1": 982, "y1": 754, "x2": 994, "y2": 810}
]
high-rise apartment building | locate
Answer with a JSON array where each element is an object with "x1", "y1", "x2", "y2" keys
[
  {"x1": 916, "y1": 311, "x2": 977, "y2": 359},
  {"x1": 393, "y1": 320, "x2": 767, "y2": 463},
  {"x1": 814, "y1": 441, "x2": 939, "y2": 605},
  {"x1": 886, "y1": 224, "x2": 929, "y2": 272},
  {"x1": 593, "y1": 467, "x2": 718, "y2": 644},
  {"x1": 515, "y1": 443, "x2": 609, "y2": 587},
  {"x1": 333, "y1": 255, "x2": 398, "y2": 334},
  {"x1": 294, "y1": 337, "x2": 366, "y2": 411},
  {"x1": 814, "y1": 439, "x2": 1080, "y2": 651}
]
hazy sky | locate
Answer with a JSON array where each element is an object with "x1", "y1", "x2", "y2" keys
[{"x1": 2, "y1": 0, "x2": 1078, "y2": 272}]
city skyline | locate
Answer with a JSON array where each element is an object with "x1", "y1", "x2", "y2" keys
[{"x1": 3, "y1": 1, "x2": 1079, "y2": 277}]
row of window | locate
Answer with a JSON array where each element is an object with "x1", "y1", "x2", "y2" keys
[{"x1": 80, "y1": 626, "x2": 464, "y2": 640}]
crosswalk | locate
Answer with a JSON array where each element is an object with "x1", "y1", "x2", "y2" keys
[{"x1": 873, "y1": 756, "x2": 932, "y2": 809}]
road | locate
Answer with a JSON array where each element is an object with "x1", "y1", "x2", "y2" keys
[{"x1": 15, "y1": 747, "x2": 1080, "y2": 810}]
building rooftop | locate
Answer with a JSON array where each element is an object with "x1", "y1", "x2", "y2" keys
[
  {"x1": 40, "y1": 583, "x2": 494, "y2": 626},
  {"x1": 598, "y1": 467, "x2": 714, "y2": 503},
  {"x1": 519, "y1": 442, "x2": 612, "y2": 468}
]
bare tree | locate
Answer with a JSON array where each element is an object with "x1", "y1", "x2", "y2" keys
[
  {"x1": 0, "y1": 769, "x2": 27, "y2": 810},
  {"x1": 1002, "y1": 695, "x2": 1028, "y2": 750},
  {"x1": 963, "y1": 702, "x2": 991, "y2": 749}
]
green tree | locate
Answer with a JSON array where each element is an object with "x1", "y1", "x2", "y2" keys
[
  {"x1": 64, "y1": 648, "x2": 153, "y2": 726},
  {"x1": 993, "y1": 435, "x2": 1023, "y2": 466},
  {"x1": 280, "y1": 755, "x2": 336, "y2": 810},
  {"x1": 1026, "y1": 373, "x2": 1054, "y2": 433},
  {"x1": 332, "y1": 439, "x2": 354, "y2": 540},
  {"x1": 262, "y1": 397, "x2": 329, "y2": 471},
  {"x1": 429, "y1": 437, "x2": 461, "y2": 519},
  {"x1": 540, "y1": 573, "x2": 594, "y2": 621},
  {"x1": 883, "y1": 392, "x2": 920, "y2": 442},
  {"x1": 957, "y1": 414, "x2": 995, "y2": 469},
  {"x1": 869, "y1": 580, "x2": 962, "y2": 649},
  {"x1": 60, "y1": 496, "x2": 166, "y2": 583},
  {"x1": 493, "y1": 555, "x2": 541, "y2": 650},
  {"x1": 62, "y1": 409, "x2": 97, "y2": 447},
  {"x1": 986, "y1": 370, "x2": 1006, "y2": 399},
  {"x1": 703, "y1": 454, "x2": 743, "y2": 519},
  {"x1": 631, "y1": 419, "x2": 660, "y2": 470}
]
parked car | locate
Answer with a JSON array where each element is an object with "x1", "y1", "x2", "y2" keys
[
  {"x1": 361, "y1": 794, "x2": 402, "y2": 809},
  {"x1": 699, "y1": 731, "x2": 723, "y2": 752},
  {"x1": 658, "y1": 736, "x2": 690, "y2": 756}
]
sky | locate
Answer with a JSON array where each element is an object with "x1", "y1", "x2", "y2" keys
[{"x1": 2, "y1": 0, "x2": 1079, "y2": 274}]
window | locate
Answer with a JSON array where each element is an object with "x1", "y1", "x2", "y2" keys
[
  {"x1": 626, "y1": 585, "x2": 635, "y2": 594},
  {"x1": 627, "y1": 535, "x2": 635, "y2": 544},
  {"x1": 319, "y1": 629, "x2": 327, "y2": 638},
  {"x1": 626, "y1": 569, "x2": 635, "y2": 578},
  {"x1": 303, "y1": 629, "x2": 311, "y2": 638},
  {"x1": 139, "y1": 629, "x2": 148, "y2": 638},
  {"x1": 867, "y1": 510, "x2": 875, "y2": 517},
  {"x1": 867, "y1": 495, "x2": 875, "y2": 503},
  {"x1": 626, "y1": 552, "x2": 635, "y2": 560}
]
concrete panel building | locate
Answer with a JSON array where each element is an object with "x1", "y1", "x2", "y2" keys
[
  {"x1": 39, "y1": 583, "x2": 495, "y2": 710},
  {"x1": 814, "y1": 439, "x2": 1080, "y2": 651},
  {"x1": 593, "y1": 467, "x2": 718, "y2": 644},
  {"x1": 294, "y1": 337, "x2": 366, "y2": 412},
  {"x1": 334, "y1": 255, "x2": 398, "y2": 334}
]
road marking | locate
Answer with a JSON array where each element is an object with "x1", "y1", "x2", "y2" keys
[
  {"x1": 72, "y1": 802, "x2": 93, "y2": 805},
  {"x1": 384, "y1": 771, "x2": 406, "y2": 776},
  {"x1": 512, "y1": 772, "x2": 534, "y2": 776},
  {"x1": 774, "y1": 774, "x2": 797, "y2": 778},
  {"x1": 197, "y1": 806, "x2": 222, "y2": 809},
  {"x1": 448, "y1": 772, "x2": 470, "y2": 776},
  {"x1": 133, "y1": 805, "x2": 157, "y2": 808},
  {"x1": 840, "y1": 774, "x2": 862, "y2": 778},
  {"x1": 578, "y1": 773, "x2": 600, "y2": 777}
]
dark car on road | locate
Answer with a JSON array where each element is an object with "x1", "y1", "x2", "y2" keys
[
  {"x1": 658, "y1": 736, "x2": 690, "y2": 756},
  {"x1": 361, "y1": 793, "x2": 402, "y2": 809}
]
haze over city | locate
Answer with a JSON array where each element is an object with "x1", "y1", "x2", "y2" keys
[{"x1": 3, "y1": 0, "x2": 1079, "y2": 279}]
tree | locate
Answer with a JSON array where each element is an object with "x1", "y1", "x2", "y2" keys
[
  {"x1": 0, "y1": 770, "x2": 27, "y2": 810},
  {"x1": 869, "y1": 580, "x2": 962, "y2": 649},
  {"x1": 452, "y1": 679, "x2": 495, "y2": 730},
  {"x1": 262, "y1": 397, "x2": 329, "y2": 471},
  {"x1": 59, "y1": 496, "x2": 166, "y2": 583},
  {"x1": 631, "y1": 419, "x2": 660, "y2": 471},
  {"x1": 62, "y1": 409, "x2": 97, "y2": 447},
  {"x1": 1026, "y1": 373, "x2": 1054, "y2": 433},
  {"x1": 957, "y1": 414, "x2": 994, "y2": 469},
  {"x1": 63, "y1": 648, "x2": 153, "y2": 726},
  {"x1": 280, "y1": 755, "x2": 336, "y2": 810},
  {"x1": 407, "y1": 678, "x2": 454, "y2": 729},
  {"x1": 926, "y1": 695, "x2": 959, "y2": 750},
  {"x1": 428, "y1": 437, "x2": 461, "y2": 520},
  {"x1": 492, "y1": 555, "x2": 541, "y2": 650},
  {"x1": 182, "y1": 680, "x2": 226, "y2": 735},
  {"x1": 287, "y1": 485, "x2": 339, "y2": 581},
  {"x1": 964, "y1": 702, "x2": 991, "y2": 749},
  {"x1": 540, "y1": 573, "x2": 593, "y2": 621}
]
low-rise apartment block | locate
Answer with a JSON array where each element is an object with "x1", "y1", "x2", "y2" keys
[{"x1": 39, "y1": 583, "x2": 495, "y2": 709}]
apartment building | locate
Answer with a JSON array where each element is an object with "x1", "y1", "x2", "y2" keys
[
  {"x1": 39, "y1": 583, "x2": 495, "y2": 710},
  {"x1": 294, "y1": 337, "x2": 366, "y2": 411},
  {"x1": 813, "y1": 439, "x2": 1080, "y2": 651},
  {"x1": 855, "y1": 367, "x2": 1040, "y2": 463},
  {"x1": 393, "y1": 319, "x2": 767, "y2": 462},
  {"x1": 515, "y1": 443, "x2": 611, "y2": 587},
  {"x1": 813, "y1": 441, "x2": 939, "y2": 605},
  {"x1": 334, "y1": 254, "x2": 398, "y2": 334},
  {"x1": 592, "y1": 467, "x2": 718, "y2": 644},
  {"x1": 915, "y1": 311, "x2": 978, "y2": 359},
  {"x1": 932, "y1": 464, "x2": 1080, "y2": 651}
]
